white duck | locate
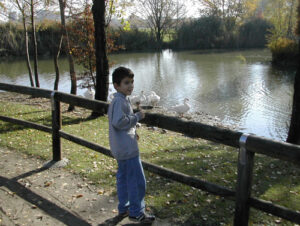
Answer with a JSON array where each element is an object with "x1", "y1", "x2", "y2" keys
[
  {"x1": 139, "y1": 91, "x2": 147, "y2": 105},
  {"x1": 170, "y1": 98, "x2": 190, "y2": 117},
  {"x1": 129, "y1": 94, "x2": 141, "y2": 106},
  {"x1": 147, "y1": 91, "x2": 160, "y2": 106},
  {"x1": 108, "y1": 93, "x2": 115, "y2": 102},
  {"x1": 107, "y1": 88, "x2": 115, "y2": 102},
  {"x1": 84, "y1": 86, "x2": 95, "y2": 99},
  {"x1": 130, "y1": 91, "x2": 147, "y2": 108}
]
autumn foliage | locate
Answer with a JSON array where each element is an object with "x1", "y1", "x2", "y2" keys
[{"x1": 68, "y1": 4, "x2": 121, "y2": 80}]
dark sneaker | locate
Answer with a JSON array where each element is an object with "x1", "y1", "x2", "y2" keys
[
  {"x1": 129, "y1": 212, "x2": 155, "y2": 224},
  {"x1": 118, "y1": 211, "x2": 129, "y2": 218}
]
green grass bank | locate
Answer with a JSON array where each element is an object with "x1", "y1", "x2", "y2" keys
[{"x1": 0, "y1": 93, "x2": 299, "y2": 225}]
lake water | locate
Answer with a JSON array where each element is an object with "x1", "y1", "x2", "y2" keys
[{"x1": 0, "y1": 49, "x2": 295, "y2": 141}]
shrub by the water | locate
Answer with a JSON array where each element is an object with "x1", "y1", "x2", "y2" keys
[{"x1": 268, "y1": 37, "x2": 299, "y2": 67}]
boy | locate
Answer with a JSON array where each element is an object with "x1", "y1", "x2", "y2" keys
[{"x1": 108, "y1": 66, "x2": 155, "y2": 223}]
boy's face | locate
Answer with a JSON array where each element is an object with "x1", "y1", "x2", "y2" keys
[{"x1": 114, "y1": 77, "x2": 134, "y2": 96}]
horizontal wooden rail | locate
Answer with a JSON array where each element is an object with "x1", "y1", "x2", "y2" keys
[
  {"x1": 0, "y1": 83, "x2": 108, "y2": 113},
  {"x1": 59, "y1": 131, "x2": 113, "y2": 158},
  {"x1": 55, "y1": 92, "x2": 109, "y2": 113},
  {"x1": 247, "y1": 135, "x2": 300, "y2": 166},
  {"x1": 142, "y1": 161, "x2": 235, "y2": 197},
  {"x1": 142, "y1": 113, "x2": 243, "y2": 147},
  {"x1": 250, "y1": 197, "x2": 300, "y2": 224},
  {"x1": 2, "y1": 83, "x2": 300, "y2": 165},
  {"x1": 0, "y1": 83, "x2": 52, "y2": 98},
  {"x1": 0, "y1": 115, "x2": 52, "y2": 133},
  {"x1": 59, "y1": 130, "x2": 235, "y2": 198}
]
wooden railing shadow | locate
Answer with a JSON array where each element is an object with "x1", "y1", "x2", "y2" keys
[
  {"x1": 0, "y1": 166, "x2": 91, "y2": 226},
  {"x1": 0, "y1": 82, "x2": 300, "y2": 225}
]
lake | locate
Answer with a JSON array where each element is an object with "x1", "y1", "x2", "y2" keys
[{"x1": 0, "y1": 49, "x2": 295, "y2": 141}]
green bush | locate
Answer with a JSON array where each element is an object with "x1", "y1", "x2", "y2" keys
[
  {"x1": 268, "y1": 37, "x2": 299, "y2": 66},
  {"x1": 112, "y1": 27, "x2": 157, "y2": 51},
  {"x1": 0, "y1": 21, "x2": 63, "y2": 57},
  {"x1": 0, "y1": 22, "x2": 24, "y2": 56},
  {"x1": 238, "y1": 18, "x2": 272, "y2": 48},
  {"x1": 171, "y1": 16, "x2": 239, "y2": 50},
  {"x1": 36, "y1": 20, "x2": 62, "y2": 56}
]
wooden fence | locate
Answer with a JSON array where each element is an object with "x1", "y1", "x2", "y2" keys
[{"x1": 0, "y1": 82, "x2": 300, "y2": 225}]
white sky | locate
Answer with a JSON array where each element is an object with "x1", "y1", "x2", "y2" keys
[
  {"x1": 0, "y1": 0, "x2": 201, "y2": 22},
  {"x1": 185, "y1": 1, "x2": 201, "y2": 18}
]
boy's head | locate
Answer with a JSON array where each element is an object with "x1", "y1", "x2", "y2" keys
[{"x1": 112, "y1": 67, "x2": 134, "y2": 96}]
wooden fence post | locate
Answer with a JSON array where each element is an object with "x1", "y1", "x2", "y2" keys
[
  {"x1": 234, "y1": 134, "x2": 255, "y2": 226},
  {"x1": 51, "y1": 91, "x2": 61, "y2": 161}
]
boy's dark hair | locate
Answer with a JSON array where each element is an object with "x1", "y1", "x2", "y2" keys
[{"x1": 112, "y1": 67, "x2": 134, "y2": 85}]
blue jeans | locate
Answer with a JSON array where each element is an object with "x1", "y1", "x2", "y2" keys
[{"x1": 116, "y1": 155, "x2": 146, "y2": 217}]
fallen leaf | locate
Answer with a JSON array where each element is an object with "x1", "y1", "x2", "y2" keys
[
  {"x1": 98, "y1": 190, "x2": 104, "y2": 195},
  {"x1": 275, "y1": 219, "x2": 281, "y2": 224},
  {"x1": 44, "y1": 181, "x2": 52, "y2": 187}
]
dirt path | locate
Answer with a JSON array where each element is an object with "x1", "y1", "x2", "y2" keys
[{"x1": 0, "y1": 147, "x2": 171, "y2": 226}]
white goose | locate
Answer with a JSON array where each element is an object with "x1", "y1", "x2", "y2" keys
[
  {"x1": 84, "y1": 86, "x2": 95, "y2": 99},
  {"x1": 107, "y1": 88, "x2": 115, "y2": 102},
  {"x1": 130, "y1": 91, "x2": 147, "y2": 108},
  {"x1": 129, "y1": 94, "x2": 141, "y2": 106},
  {"x1": 170, "y1": 98, "x2": 190, "y2": 117},
  {"x1": 139, "y1": 91, "x2": 147, "y2": 105},
  {"x1": 147, "y1": 91, "x2": 160, "y2": 106}
]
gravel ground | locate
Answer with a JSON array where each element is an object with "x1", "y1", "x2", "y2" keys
[{"x1": 0, "y1": 147, "x2": 171, "y2": 226}]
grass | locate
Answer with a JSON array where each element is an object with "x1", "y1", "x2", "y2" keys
[{"x1": 0, "y1": 97, "x2": 300, "y2": 225}]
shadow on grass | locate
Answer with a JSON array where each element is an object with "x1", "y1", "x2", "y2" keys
[
  {"x1": 0, "y1": 113, "x2": 99, "y2": 135},
  {"x1": 144, "y1": 144, "x2": 300, "y2": 224}
]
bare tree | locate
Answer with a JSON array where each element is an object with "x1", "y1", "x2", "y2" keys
[
  {"x1": 197, "y1": 0, "x2": 247, "y2": 20},
  {"x1": 58, "y1": 0, "x2": 77, "y2": 111},
  {"x1": 138, "y1": 0, "x2": 186, "y2": 49},
  {"x1": 30, "y1": 0, "x2": 39, "y2": 87},
  {"x1": 14, "y1": 0, "x2": 34, "y2": 87},
  {"x1": 53, "y1": 35, "x2": 63, "y2": 91},
  {"x1": 287, "y1": 0, "x2": 300, "y2": 144}
]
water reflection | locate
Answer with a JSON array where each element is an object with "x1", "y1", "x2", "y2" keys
[
  {"x1": 0, "y1": 49, "x2": 295, "y2": 141},
  {"x1": 109, "y1": 49, "x2": 294, "y2": 141}
]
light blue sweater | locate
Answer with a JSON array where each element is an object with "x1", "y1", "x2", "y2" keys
[{"x1": 108, "y1": 92, "x2": 143, "y2": 160}]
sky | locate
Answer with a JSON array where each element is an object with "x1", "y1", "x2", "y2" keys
[
  {"x1": 185, "y1": 1, "x2": 201, "y2": 18},
  {"x1": 0, "y1": 0, "x2": 201, "y2": 22}
]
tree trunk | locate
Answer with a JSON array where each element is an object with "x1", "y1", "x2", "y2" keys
[
  {"x1": 88, "y1": 55, "x2": 96, "y2": 87},
  {"x1": 58, "y1": 0, "x2": 77, "y2": 111},
  {"x1": 53, "y1": 35, "x2": 63, "y2": 91},
  {"x1": 21, "y1": 14, "x2": 34, "y2": 87},
  {"x1": 286, "y1": 0, "x2": 300, "y2": 144},
  {"x1": 92, "y1": 0, "x2": 109, "y2": 117},
  {"x1": 30, "y1": 0, "x2": 39, "y2": 87}
]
